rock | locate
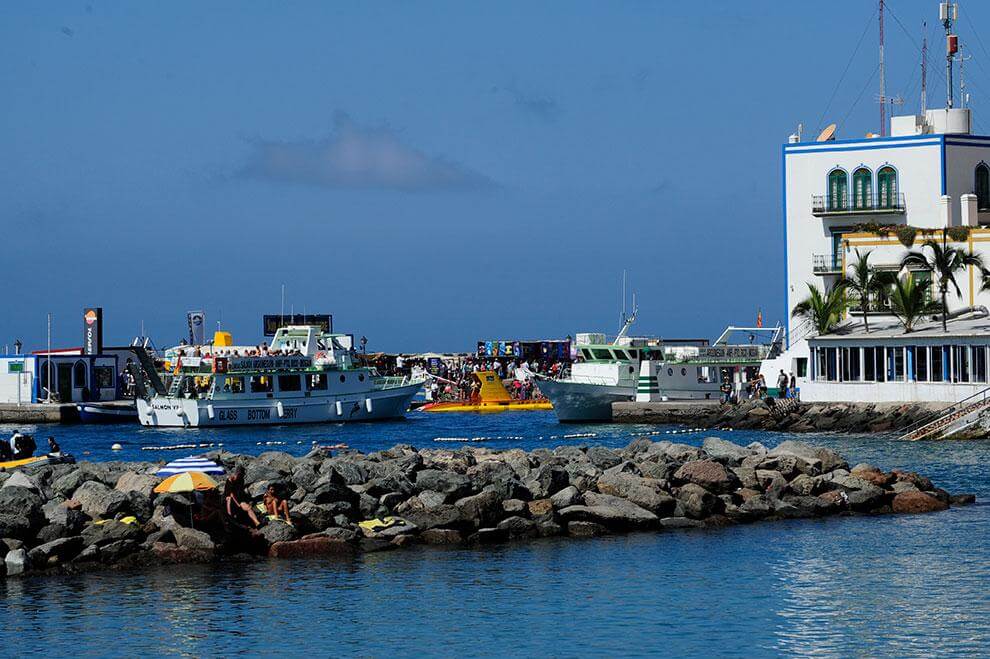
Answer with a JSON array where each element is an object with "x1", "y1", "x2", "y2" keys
[
  {"x1": 28, "y1": 536, "x2": 83, "y2": 567},
  {"x1": 81, "y1": 520, "x2": 141, "y2": 547},
  {"x1": 2, "y1": 471, "x2": 41, "y2": 493},
  {"x1": 675, "y1": 483, "x2": 720, "y2": 519},
  {"x1": 674, "y1": 460, "x2": 738, "y2": 494},
  {"x1": 529, "y1": 465, "x2": 570, "y2": 498},
  {"x1": 892, "y1": 491, "x2": 949, "y2": 514},
  {"x1": 402, "y1": 504, "x2": 463, "y2": 531},
  {"x1": 534, "y1": 516, "x2": 563, "y2": 537},
  {"x1": 417, "y1": 490, "x2": 448, "y2": 509},
  {"x1": 415, "y1": 470, "x2": 472, "y2": 500},
  {"x1": 324, "y1": 461, "x2": 368, "y2": 486},
  {"x1": 496, "y1": 516, "x2": 537, "y2": 538},
  {"x1": 850, "y1": 464, "x2": 893, "y2": 487},
  {"x1": 173, "y1": 527, "x2": 215, "y2": 551},
  {"x1": 115, "y1": 472, "x2": 159, "y2": 494},
  {"x1": 72, "y1": 481, "x2": 130, "y2": 519},
  {"x1": 701, "y1": 437, "x2": 754, "y2": 465},
  {"x1": 550, "y1": 485, "x2": 582, "y2": 509},
  {"x1": 365, "y1": 472, "x2": 415, "y2": 498},
  {"x1": 560, "y1": 493, "x2": 658, "y2": 530},
  {"x1": 891, "y1": 469, "x2": 934, "y2": 492},
  {"x1": 454, "y1": 490, "x2": 503, "y2": 528},
  {"x1": 567, "y1": 521, "x2": 608, "y2": 537},
  {"x1": 951, "y1": 493, "x2": 976, "y2": 505},
  {"x1": 816, "y1": 490, "x2": 848, "y2": 512},
  {"x1": 0, "y1": 515, "x2": 34, "y2": 541},
  {"x1": 151, "y1": 542, "x2": 214, "y2": 564},
  {"x1": 289, "y1": 502, "x2": 338, "y2": 533},
  {"x1": 420, "y1": 529, "x2": 463, "y2": 545},
  {"x1": 738, "y1": 495, "x2": 773, "y2": 519},
  {"x1": 0, "y1": 486, "x2": 45, "y2": 524},
  {"x1": 126, "y1": 491, "x2": 154, "y2": 523},
  {"x1": 243, "y1": 460, "x2": 284, "y2": 485},
  {"x1": 5, "y1": 548, "x2": 28, "y2": 576},
  {"x1": 659, "y1": 516, "x2": 704, "y2": 529},
  {"x1": 891, "y1": 481, "x2": 920, "y2": 495},
  {"x1": 502, "y1": 499, "x2": 527, "y2": 515},
  {"x1": 323, "y1": 527, "x2": 360, "y2": 542},
  {"x1": 731, "y1": 466, "x2": 759, "y2": 489},
  {"x1": 35, "y1": 523, "x2": 71, "y2": 544},
  {"x1": 755, "y1": 470, "x2": 788, "y2": 497},
  {"x1": 363, "y1": 522, "x2": 418, "y2": 540},
  {"x1": 484, "y1": 478, "x2": 532, "y2": 502},
  {"x1": 788, "y1": 473, "x2": 816, "y2": 496},
  {"x1": 471, "y1": 527, "x2": 508, "y2": 544},
  {"x1": 845, "y1": 485, "x2": 887, "y2": 512},
  {"x1": 261, "y1": 521, "x2": 299, "y2": 544},
  {"x1": 655, "y1": 442, "x2": 704, "y2": 463},
  {"x1": 305, "y1": 482, "x2": 360, "y2": 508},
  {"x1": 586, "y1": 446, "x2": 622, "y2": 470},
  {"x1": 527, "y1": 499, "x2": 553, "y2": 517}
]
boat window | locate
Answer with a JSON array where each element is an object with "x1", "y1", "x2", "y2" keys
[
  {"x1": 627, "y1": 350, "x2": 638, "y2": 360},
  {"x1": 308, "y1": 374, "x2": 328, "y2": 391},
  {"x1": 250, "y1": 375, "x2": 273, "y2": 393},
  {"x1": 278, "y1": 375, "x2": 302, "y2": 392},
  {"x1": 612, "y1": 351, "x2": 627, "y2": 361},
  {"x1": 580, "y1": 349, "x2": 594, "y2": 360},
  {"x1": 592, "y1": 349, "x2": 612, "y2": 360},
  {"x1": 224, "y1": 376, "x2": 245, "y2": 393}
]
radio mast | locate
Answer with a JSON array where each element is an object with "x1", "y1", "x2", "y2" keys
[
  {"x1": 942, "y1": 2, "x2": 958, "y2": 108},
  {"x1": 879, "y1": 0, "x2": 886, "y2": 135},
  {"x1": 921, "y1": 22, "x2": 928, "y2": 113}
]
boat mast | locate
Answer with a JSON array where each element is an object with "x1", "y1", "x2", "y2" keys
[{"x1": 879, "y1": 0, "x2": 886, "y2": 136}]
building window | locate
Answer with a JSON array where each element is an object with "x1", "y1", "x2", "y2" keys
[
  {"x1": 973, "y1": 346, "x2": 987, "y2": 383},
  {"x1": 952, "y1": 346, "x2": 970, "y2": 383},
  {"x1": 853, "y1": 167, "x2": 872, "y2": 209},
  {"x1": 889, "y1": 347, "x2": 905, "y2": 381},
  {"x1": 977, "y1": 163, "x2": 990, "y2": 210},
  {"x1": 828, "y1": 169, "x2": 848, "y2": 211},
  {"x1": 796, "y1": 358, "x2": 808, "y2": 378},
  {"x1": 914, "y1": 346, "x2": 929, "y2": 382},
  {"x1": 73, "y1": 360, "x2": 87, "y2": 389},
  {"x1": 877, "y1": 166, "x2": 897, "y2": 208},
  {"x1": 825, "y1": 347, "x2": 838, "y2": 381},
  {"x1": 94, "y1": 366, "x2": 114, "y2": 389},
  {"x1": 931, "y1": 346, "x2": 945, "y2": 382}
]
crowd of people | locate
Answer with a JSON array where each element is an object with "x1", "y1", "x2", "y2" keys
[{"x1": 719, "y1": 370, "x2": 799, "y2": 404}]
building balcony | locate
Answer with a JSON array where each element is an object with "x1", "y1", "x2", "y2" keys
[
  {"x1": 811, "y1": 193, "x2": 906, "y2": 217},
  {"x1": 812, "y1": 253, "x2": 842, "y2": 275}
]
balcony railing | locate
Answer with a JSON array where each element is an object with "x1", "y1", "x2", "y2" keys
[
  {"x1": 812, "y1": 253, "x2": 842, "y2": 274},
  {"x1": 812, "y1": 192, "x2": 906, "y2": 216}
]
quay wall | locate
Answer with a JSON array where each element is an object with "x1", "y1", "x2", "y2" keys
[{"x1": 0, "y1": 403, "x2": 79, "y2": 424}]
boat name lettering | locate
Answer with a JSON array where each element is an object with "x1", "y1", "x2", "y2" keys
[
  {"x1": 247, "y1": 408, "x2": 271, "y2": 421},
  {"x1": 230, "y1": 357, "x2": 313, "y2": 371},
  {"x1": 218, "y1": 409, "x2": 238, "y2": 421},
  {"x1": 697, "y1": 346, "x2": 764, "y2": 359},
  {"x1": 151, "y1": 400, "x2": 182, "y2": 411}
]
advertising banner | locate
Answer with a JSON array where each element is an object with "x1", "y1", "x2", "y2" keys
[
  {"x1": 83, "y1": 307, "x2": 103, "y2": 355},
  {"x1": 187, "y1": 311, "x2": 206, "y2": 345}
]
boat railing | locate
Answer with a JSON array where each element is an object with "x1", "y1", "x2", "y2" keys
[{"x1": 373, "y1": 375, "x2": 415, "y2": 389}]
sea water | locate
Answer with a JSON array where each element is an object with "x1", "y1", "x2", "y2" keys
[{"x1": 2, "y1": 412, "x2": 989, "y2": 657}]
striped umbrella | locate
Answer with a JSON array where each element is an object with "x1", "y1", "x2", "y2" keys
[
  {"x1": 156, "y1": 455, "x2": 226, "y2": 477},
  {"x1": 153, "y1": 471, "x2": 218, "y2": 494}
]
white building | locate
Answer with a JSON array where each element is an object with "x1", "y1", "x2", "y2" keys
[{"x1": 767, "y1": 102, "x2": 990, "y2": 402}]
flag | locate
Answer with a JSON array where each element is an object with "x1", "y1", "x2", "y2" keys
[{"x1": 756, "y1": 309, "x2": 763, "y2": 328}]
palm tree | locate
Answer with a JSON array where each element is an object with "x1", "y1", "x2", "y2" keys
[
  {"x1": 901, "y1": 234, "x2": 987, "y2": 332},
  {"x1": 887, "y1": 273, "x2": 934, "y2": 333},
  {"x1": 791, "y1": 282, "x2": 848, "y2": 336},
  {"x1": 841, "y1": 249, "x2": 896, "y2": 333}
]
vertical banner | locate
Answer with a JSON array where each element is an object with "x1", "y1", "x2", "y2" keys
[
  {"x1": 187, "y1": 311, "x2": 206, "y2": 345},
  {"x1": 83, "y1": 307, "x2": 103, "y2": 355}
]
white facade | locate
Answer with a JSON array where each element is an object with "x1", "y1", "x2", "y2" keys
[
  {"x1": 0, "y1": 356, "x2": 38, "y2": 404},
  {"x1": 775, "y1": 109, "x2": 990, "y2": 401}
]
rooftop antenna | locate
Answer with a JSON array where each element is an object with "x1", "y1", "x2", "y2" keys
[
  {"x1": 957, "y1": 43, "x2": 972, "y2": 108},
  {"x1": 879, "y1": 0, "x2": 886, "y2": 136},
  {"x1": 921, "y1": 22, "x2": 928, "y2": 113},
  {"x1": 942, "y1": 2, "x2": 958, "y2": 108}
]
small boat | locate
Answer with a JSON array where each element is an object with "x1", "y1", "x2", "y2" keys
[
  {"x1": 0, "y1": 453, "x2": 76, "y2": 471},
  {"x1": 421, "y1": 371, "x2": 553, "y2": 413},
  {"x1": 76, "y1": 400, "x2": 138, "y2": 423}
]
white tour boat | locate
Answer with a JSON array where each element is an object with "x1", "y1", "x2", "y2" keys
[{"x1": 135, "y1": 325, "x2": 423, "y2": 427}]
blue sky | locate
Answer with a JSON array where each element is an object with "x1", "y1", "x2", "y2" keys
[{"x1": 4, "y1": 1, "x2": 990, "y2": 352}]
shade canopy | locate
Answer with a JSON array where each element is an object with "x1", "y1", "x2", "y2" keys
[
  {"x1": 154, "y1": 471, "x2": 218, "y2": 494},
  {"x1": 156, "y1": 456, "x2": 225, "y2": 477}
]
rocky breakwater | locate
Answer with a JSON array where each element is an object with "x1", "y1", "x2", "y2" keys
[{"x1": 0, "y1": 439, "x2": 975, "y2": 577}]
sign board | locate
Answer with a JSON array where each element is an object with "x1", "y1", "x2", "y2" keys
[
  {"x1": 7, "y1": 361, "x2": 24, "y2": 373},
  {"x1": 83, "y1": 307, "x2": 103, "y2": 355},
  {"x1": 187, "y1": 311, "x2": 206, "y2": 345},
  {"x1": 229, "y1": 356, "x2": 313, "y2": 371},
  {"x1": 689, "y1": 345, "x2": 768, "y2": 363},
  {"x1": 263, "y1": 314, "x2": 332, "y2": 337}
]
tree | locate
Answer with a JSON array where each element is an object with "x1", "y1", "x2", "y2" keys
[
  {"x1": 841, "y1": 249, "x2": 895, "y2": 333},
  {"x1": 887, "y1": 273, "x2": 934, "y2": 333},
  {"x1": 791, "y1": 282, "x2": 848, "y2": 336},
  {"x1": 901, "y1": 235, "x2": 987, "y2": 332}
]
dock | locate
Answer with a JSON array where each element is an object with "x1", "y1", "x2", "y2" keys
[
  {"x1": 0, "y1": 403, "x2": 80, "y2": 424},
  {"x1": 612, "y1": 400, "x2": 722, "y2": 424}
]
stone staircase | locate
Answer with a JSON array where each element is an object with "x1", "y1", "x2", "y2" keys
[{"x1": 900, "y1": 388, "x2": 990, "y2": 441}]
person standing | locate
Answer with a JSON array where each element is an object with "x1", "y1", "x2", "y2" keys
[
  {"x1": 789, "y1": 372, "x2": 797, "y2": 399},
  {"x1": 777, "y1": 370, "x2": 789, "y2": 399}
]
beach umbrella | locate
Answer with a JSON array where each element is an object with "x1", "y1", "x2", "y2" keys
[
  {"x1": 156, "y1": 455, "x2": 225, "y2": 477},
  {"x1": 153, "y1": 470, "x2": 218, "y2": 494}
]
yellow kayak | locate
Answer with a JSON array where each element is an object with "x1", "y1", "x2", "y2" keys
[{"x1": 0, "y1": 454, "x2": 76, "y2": 470}]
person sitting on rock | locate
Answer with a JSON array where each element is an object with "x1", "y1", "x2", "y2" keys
[
  {"x1": 223, "y1": 466, "x2": 261, "y2": 528},
  {"x1": 263, "y1": 484, "x2": 292, "y2": 524}
]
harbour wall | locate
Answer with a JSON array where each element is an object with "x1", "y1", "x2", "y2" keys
[
  {"x1": 0, "y1": 437, "x2": 973, "y2": 577},
  {"x1": 613, "y1": 399, "x2": 957, "y2": 435}
]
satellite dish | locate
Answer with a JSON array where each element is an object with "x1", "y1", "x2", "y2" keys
[{"x1": 817, "y1": 123, "x2": 837, "y2": 142}]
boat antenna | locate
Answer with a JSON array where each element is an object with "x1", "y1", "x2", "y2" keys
[
  {"x1": 621, "y1": 269, "x2": 627, "y2": 329},
  {"x1": 46, "y1": 312, "x2": 52, "y2": 403},
  {"x1": 280, "y1": 283, "x2": 285, "y2": 326}
]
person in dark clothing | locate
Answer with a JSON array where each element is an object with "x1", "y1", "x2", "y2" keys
[
  {"x1": 47, "y1": 436, "x2": 61, "y2": 456},
  {"x1": 223, "y1": 466, "x2": 260, "y2": 528}
]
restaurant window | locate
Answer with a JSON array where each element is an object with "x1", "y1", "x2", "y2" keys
[
  {"x1": 94, "y1": 366, "x2": 114, "y2": 389},
  {"x1": 308, "y1": 374, "x2": 328, "y2": 391},
  {"x1": 864, "y1": 347, "x2": 876, "y2": 381},
  {"x1": 914, "y1": 346, "x2": 929, "y2": 382},
  {"x1": 973, "y1": 346, "x2": 988, "y2": 383},
  {"x1": 953, "y1": 346, "x2": 970, "y2": 383},
  {"x1": 250, "y1": 375, "x2": 273, "y2": 393},
  {"x1": 816, "y1": 348, "x2": 827, "y2": 381},
  {"x1": 278, "y1": 374, "x2": 302, "y2": 392},
  {"x1": 825, "y1": 347, "x2": 838, "y2": 381},
  {"x1": 224, "y1": 376, "x2": 244, "y2": 393},
  {"x1": 846, "y1": 347, "x2": 861, "y2": 381},
  {"x1": 890, "y1": 347, "x2": 905, "y2": 381},
  {"x1": 931, "y1": 347, "x2": 945, "y2": 382}
]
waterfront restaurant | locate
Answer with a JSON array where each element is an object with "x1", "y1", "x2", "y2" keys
[{"x1": 802, "y1": 313, "x2": 990, "y2": 403}]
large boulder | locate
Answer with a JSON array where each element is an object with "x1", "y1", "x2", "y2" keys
[
  {"x1": 173, "y1": 526, "x2": 215, "y2": 551},
  {"x1": 402, "y1": 505, "x2": 463, "y2": 531},
  {"x1": 260, "y1": 521, "x2": 299, "y2": 544},
  {"x1": 596, "y1": 473, "x2": 676, "y2": 516},
  {"x1": 701, "y1": 437, "x2": 754, "y2": 466},
  {"x1": 892, "y1": 491, "x2": 949, "y2": 514},
  {"x1": 559, "y1": 492, "x2": 658, "y2": 530},
  {"x1": 550, "y1": 485, "x2": 583, "y2": 509},
  {"x1": 289, "y1": 502, "x2": 338, "y2": 532},
  {"x1": 528, "y1": 465, "x2": 570, "y2": 499},
  {"x1": 675, "y1": 483, "x2": 720, "y2": 519},
  {"x1": 28, "y1": 536, "x2": 84, "y2": 567},
  {"x1": 115, "y1": 472, "x2": 159, "y2": 495},
  {"x1": 323, "y1": 461, "x2": 368, "y2": 486},
  {"x1": 305, "y1": 481, "x2": 360, "y2": 508},
  {"x1": 2, "y1": 471, "x2": 42, "y2": 493},
  {"x1": 454, "y1": 490, "x2": 503, "y2": 529},
  {"x1": 81, "y1": 520, "x2": 142, "y2": 547},
  {"x1": 268, "y1": 536, "x2": 357, "y2": 558},
  {"x1": 769, "y1": 440, "x2": 846, "y2": 473},
  {"x1": 850, "y1": 464, "x2": 893, "y2": 488},
  {"x1": 4, "y1": 548, "x2": 28, "y2": 576},
  {"x1": 673, "y1": 460, "x2": 739, "y2": 494},
  {"x1": 73, "y1": 481, "x2": 130, "y2": 519},
  {"x1": 585, "y1": 446, "x2": 622, "y2": 470},
  {"x1": 415, "y1": 470, "x2": 472, "y2": 500},
  {"x1": 0, "y1": 485, "x2": 45, "y2": 529}
]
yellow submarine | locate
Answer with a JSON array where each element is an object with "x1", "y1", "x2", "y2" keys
[{"x1": 420, "y1": 371, "x2": 552, "y2": 413}]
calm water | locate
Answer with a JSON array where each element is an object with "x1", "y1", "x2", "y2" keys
[{"x1": 2, "y1": 412, "x2": 989, "y2": 657}]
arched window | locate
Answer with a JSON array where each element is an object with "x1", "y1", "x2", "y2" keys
[
  {"x1": 976, "y1": 163, "x2": 990, "y2": 210},
  {"x1": 827, "y1": 169, "x2": 848, "y2": 211},
  {"x1": 73, "y1": 360, "x2": 87, "y2": 389},
  {"x1": 877, "y1": 166, "x2": 897, "y2": 208},
  {"x1": 853, "y1": 167, "x2": 872, "y2": 210}
]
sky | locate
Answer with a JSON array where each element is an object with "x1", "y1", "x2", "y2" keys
[{"x1": 5, "y1": 0, "x2": 990, "y2": 353}]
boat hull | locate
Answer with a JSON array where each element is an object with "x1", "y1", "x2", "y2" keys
[
  {"x1": 536, "y1": 379, "x2": 633, "y2": 422},
  {"x1": 76, "y1": 402, "x2": 138, "y2": 424},
  {"x1": 421, "y1": 400, "x2": 553, "y2": 413},
  {"x1": 136, "y1": 382, "x2": 423, "y2": 428}
]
